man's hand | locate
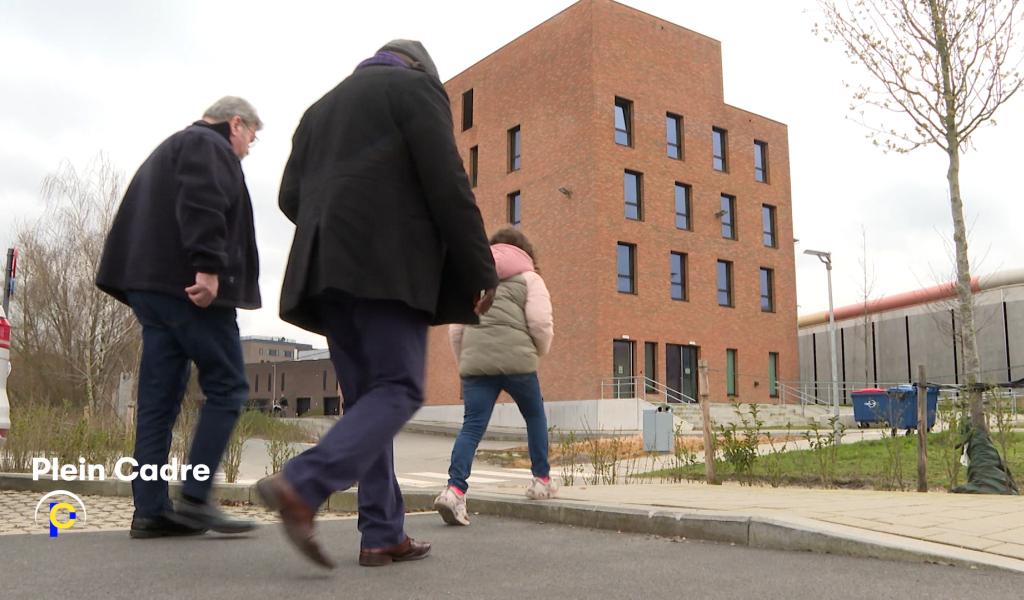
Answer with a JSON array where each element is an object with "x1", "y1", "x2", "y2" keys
[
  {"x1": 474, "y1": 288, "x2": 496, "y2": 316},
  {"x1": 185, "y1": 272, "x2": 219, "y2": 308}
]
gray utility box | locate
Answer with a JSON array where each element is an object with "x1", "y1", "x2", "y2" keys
[{"x1": 643, "y1": 404, "x2": 675, "y2": 452}]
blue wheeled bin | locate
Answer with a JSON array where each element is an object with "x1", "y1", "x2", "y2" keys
[
  {"x1": 885, "y1": 385, "x2": 938, "y2": 431},
  {"x1": 851, "y1": 388, "x2": 890, "y2": 428}
]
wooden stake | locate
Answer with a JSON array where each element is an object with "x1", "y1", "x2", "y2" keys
[
  {"x1": 917, "y1": 364, "x2": 928, "y2": 493},
  {"x1": 698, "y1": 360, "x2": 718, "y2": 485}
]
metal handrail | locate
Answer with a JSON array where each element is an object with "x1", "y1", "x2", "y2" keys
[
  {"x1": 600, "y1": 376, "x2": 696, "y2": 404},
  {"x1": 639, "y1": 376, "x2": 697, "y2": 404}
]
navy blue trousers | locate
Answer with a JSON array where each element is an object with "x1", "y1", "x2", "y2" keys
[
  {"x1": 283, "y1": 294, "x2": 428, "y2": 549},
  {"x1": 126, "y1": 291, "x2": 248, "y2": 518}
]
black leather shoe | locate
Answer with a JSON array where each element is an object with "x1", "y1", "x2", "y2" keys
[
  {"x1": 130, "y1": 510, "x2": 208, "y2": 539},
  {"x1": 176, "y1": 497, "x2": 257, "y2": 534}
]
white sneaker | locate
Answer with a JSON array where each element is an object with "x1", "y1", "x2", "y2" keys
[
  {"x1": 525, "y1": 477, "x2": 558, "y2": 500},
  {"x1": 433, "y1": 486, "x2": 470, "y2": 526}
]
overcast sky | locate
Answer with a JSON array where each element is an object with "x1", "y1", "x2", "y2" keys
[{"x1": 2, "y1": 0, "x2": 1021, "y2": 347}]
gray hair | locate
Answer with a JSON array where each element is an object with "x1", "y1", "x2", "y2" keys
[{"x1": 203, "y1": 96, "x2": 262, "y2": 130}]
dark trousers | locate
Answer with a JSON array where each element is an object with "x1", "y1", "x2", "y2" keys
[
  {"x1": 283, "y1": 294, "x2": 428, "y2": 549},
  {"x1": 126, "y1": 291, "x2": 248, "y2": 518}
]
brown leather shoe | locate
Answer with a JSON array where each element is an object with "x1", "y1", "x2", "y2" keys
[
  {"x1": 255, "y1": 475, "x2": 335, "y2": 569},
  {"x1": 359, "y1": 537, "x2": 432, "y2": 567}
]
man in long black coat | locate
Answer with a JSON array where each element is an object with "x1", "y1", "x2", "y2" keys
[
  {"x1": 96, "y1": 96, "x2": 262, "y2": 538},
  {"x1": 257, "y1": 40, "x2": 498, "y2": 569}
]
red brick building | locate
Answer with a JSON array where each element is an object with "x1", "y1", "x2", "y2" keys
[{"x1": 424, "y1": 0, "x2": 799, "y2": 427}]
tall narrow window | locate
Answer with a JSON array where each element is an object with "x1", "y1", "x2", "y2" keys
[
  {"x1": 720, "y1": 194, "x2": 736, "y2": 240},
  {"x1": 768, "y1": 352, "x2": 779, "y2": 398},
  {"x1": 617, "y1": 243, "x2": 636, "y2": 294},
  {"x1": 754, "y1": 140, "x2": 768, "y2": 182},
  {"x1": 254, "y1": 375, "x2": 259, "y2": 393},
  {"x1": 508, "y1": 191, "x2": 521, "y2": 226},
  {"x1": 508, "y1": 125, "x2": 521, "y2": 172},
  {"x1": 462, "y1": 89, "x2": 474, "y2": 131},
  {"x1": 762, "y1": 204, "x2": 777, "y2": 248},
  {"x1": 760, "y1": 267, "x2": 775, "y2": 312},
  {"x1": 644, "y1": 342, "x2": 658, "y2": 393},
  {"x1": 280, "y1": 372, "x2": 286, "y2": 392},
  {"x1": 322, "y1": 370, "x2": 327, "y2": 391},
  {"x1": 666, "y1": 113, "x2": 683, "y2": 159},
  {"x1": 717, "y1": 260, "x2": 733, "y2": 307},
  {"x1": 712, "y1": 127, "x2": 728, "y2": 171},
  {"x1": 614, "y1": 97, "x2": 633, "y2": 146},
  {"x1": 726, "y1": 349, "x2": 738, "y2": 396},
  {"x1": 674, "y1": 183, "x2": 691, "y2": 230},
  {"x1": 624, "y1": 170, "x2": 643, "y2": 220},
  {"x1": 670, "y1": 252, "x2": 687, "y2": 301},
  {"x1": 469, "y1": 146, "x2": 478, "y2": 188}
]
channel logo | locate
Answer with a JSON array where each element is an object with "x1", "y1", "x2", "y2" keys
[{"x1": 34, "y1": 490, "x2": 88, "y2": 538}]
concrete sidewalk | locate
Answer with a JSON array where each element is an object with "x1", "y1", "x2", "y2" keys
[{"x1": 525, "y1": 482, "x2": 1024, "y2": 571}]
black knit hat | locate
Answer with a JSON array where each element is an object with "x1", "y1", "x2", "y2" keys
[{"x1": 378, "y1": 39, "x2": 439, "y2": 80}]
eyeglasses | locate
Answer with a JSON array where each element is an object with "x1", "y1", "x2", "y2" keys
[{"x1": 240, "y1": 121, "x2": 259, "y2": 145}]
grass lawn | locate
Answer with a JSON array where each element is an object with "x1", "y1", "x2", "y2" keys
[{"x1": 644, "y1": 431, "x2": 1023, "y2": 491}]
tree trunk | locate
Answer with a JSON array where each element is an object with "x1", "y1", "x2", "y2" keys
[{"x1": 930, "y1": 0, "x2": 986, "y2": 431}]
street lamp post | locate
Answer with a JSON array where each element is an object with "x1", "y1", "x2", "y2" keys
[{"x1": 804, "y1": 249, "x2": 840, "y2": 434}]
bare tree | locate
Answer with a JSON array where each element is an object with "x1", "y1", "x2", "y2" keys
[
  {"x1": 9, "y1": 156, "x2": 140, "y2": 415},
  {"x1": 817, "y1": 0, "x2": 1024, "y2": 431}
]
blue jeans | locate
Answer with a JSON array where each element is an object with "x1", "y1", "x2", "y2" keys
[
  {"x1": 448, "y1": 373, "x2": 550, "y2": 493},
  {"x1": 126, "y1": 291, "x2": 248, "y2": 518}
]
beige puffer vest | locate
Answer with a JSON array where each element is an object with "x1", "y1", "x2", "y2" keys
[{"x1": 457, "y1": 274, "x2": 537, "y2": 376}]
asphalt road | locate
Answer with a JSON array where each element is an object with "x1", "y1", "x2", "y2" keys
[{"x1": 2, "y1": 514, "x2": 1020, "y2": 600}]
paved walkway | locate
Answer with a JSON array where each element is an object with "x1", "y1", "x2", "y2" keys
[
  {"x1": 0, "y1": 490, "x2": 351, "y2": 536},
  {"x1": 531, "y1": 481, "x2": 1024, "y2": 564}
]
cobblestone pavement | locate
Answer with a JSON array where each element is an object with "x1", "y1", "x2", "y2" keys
[{"x1": 0, "y1": 490, "x2": 353, "y2": 536}]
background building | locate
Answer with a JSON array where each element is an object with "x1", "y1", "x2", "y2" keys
[
  {"x1": 245, "y1": 356, "x2": 340, "y2": 418},
  {"x1": 418, "y1": 0, "x2": 799, "y2": 430},
  {"x1": 798, "y1": 269, "x2": 1024, "y2": 406},
  {"x1": 240, "y1": 336, "x2": 313, "y2": 364}
]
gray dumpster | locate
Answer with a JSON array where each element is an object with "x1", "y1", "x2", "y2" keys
[{"x1": 643, "y1": 404, "x2": 674, "y2": 452}]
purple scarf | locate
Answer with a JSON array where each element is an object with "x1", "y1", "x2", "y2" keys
[{"x1": 355, "y1": 51, "x2": 412, "y2": 71}]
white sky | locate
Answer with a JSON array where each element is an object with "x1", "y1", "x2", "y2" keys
[{"x1": 1, "y1": 0, "x2": 1020, "y2": 347}]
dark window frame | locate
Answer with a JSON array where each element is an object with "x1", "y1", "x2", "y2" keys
[
  {"x1": 720, "y1": 194, "x2": 737, "y2": 240},
  {"x1": 717, "y1": 260, "x2": 734, "y2": 307},
  {"x1": 670, "y1": 251, "x2": 687, "y2": 301},
  {"x1": 726, "y1": 349, "x2": 738, "y2": 396},
  {"x1": 469, "y1": 146, "x2": 478, "y2": 188},
  {"x1": 508, "y1": 125, "x2": 521, "y2": 172},
  {"x1": 624, "y1": 170, "x2": 643, "y2": 221},
  {"x1": 644, "y1": 341, "x2": 658, "y2": 393},
  {"x1": 617, "y1": 242, "x2": 637, "y2": 294},
  {"x1": 508, "y1": 191, "x2": 521, "y2": 226},
  {"x1": 754, "y1": 140, "x2": 769, "y2": 183},
  {"x1": 760, "y1": 267, "x2": 775, "y2": 313},
  {"x1": 712, "y1": 127, "x2": 728, "y2": 172},
  {"x1": 768, "y1": 352, "x2": 779, "y2": 398},
  {"x1": 762, "y1": 204, "x2": 777, "y2": 248},
  {"x1": 614, "y1": 97, "x2": 633, "y2": 147},
  {"x1": 666, "y1": 112, "x2": 683, "y2": 160},
  {"x1": 461, "y1": 89, "x2": 474, "y2": 131},
  {"x1": 674, "y1": 182, "x2": 691, "y2": 230}
]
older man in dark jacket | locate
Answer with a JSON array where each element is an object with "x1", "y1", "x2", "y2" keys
[
  {"x1": 257, "y1": 41, "x2": 498, "y2": 569},
  {"x1": 97, "y1": 96, "x2": 262, "y2": 539}
]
